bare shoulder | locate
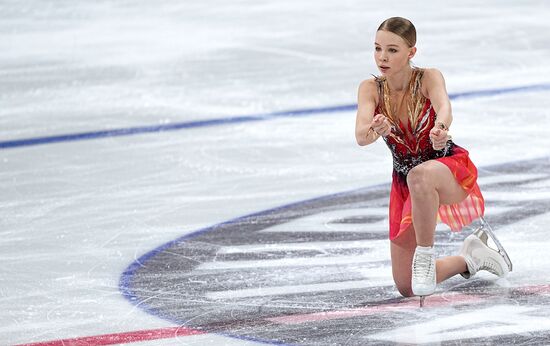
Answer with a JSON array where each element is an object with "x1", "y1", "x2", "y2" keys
[
  {"x1": 420, "y1": 68, "x2": 446, "y2": 98},
  {"x1": 421, "y1": 68, "x2": 445, "y2": 83},
  {"x1": 358, "y1": 78, "x2": 378, "y2": 92},
  {"x1": 358, "y1": 78, "x2": 379, "y2": 104}
]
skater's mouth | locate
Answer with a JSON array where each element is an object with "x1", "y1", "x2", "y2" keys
[{"x1": 379, "y1": 66, "x2": 390, "y2": 72}]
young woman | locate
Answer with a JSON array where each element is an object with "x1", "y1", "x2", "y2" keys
[{"x1": 355, "y1": 17, "x2": 512, "y2": 299}]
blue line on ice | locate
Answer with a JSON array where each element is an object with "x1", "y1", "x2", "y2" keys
[{"x1": 2, "y1": 83, "x2": 550, "y2": 149}]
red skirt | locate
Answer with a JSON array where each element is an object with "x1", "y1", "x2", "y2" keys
[{"x1": 388, "y1": 145, "x2": 485, "y2": 240}]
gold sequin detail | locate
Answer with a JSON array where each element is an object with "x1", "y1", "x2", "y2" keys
[{"x1": 375, "y1": 68, "x2": 430, "y2": 153}]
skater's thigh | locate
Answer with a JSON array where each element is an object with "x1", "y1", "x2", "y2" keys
[
  {"x1": 390, "y1": 226, "x2": 416, "y2": 297},
  {"x1": 407, "y1": 160, "x2": 468, "y2": 205}
]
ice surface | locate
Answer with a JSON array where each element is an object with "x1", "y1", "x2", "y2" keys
[{"x1": 1, "y1": 0, "x2": 550, "y2": 345}]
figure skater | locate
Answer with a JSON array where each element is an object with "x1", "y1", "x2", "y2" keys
[{"x1": 355, "y1": 17, "x2": 512, "y2": 302}]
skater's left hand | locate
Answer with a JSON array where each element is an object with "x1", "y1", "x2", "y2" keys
[{"x1": 429, "y1": 127, "x2": 450, "y2": 150}]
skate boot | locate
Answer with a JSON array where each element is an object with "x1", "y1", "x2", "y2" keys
[
  {"x1": 411, "y1": 246, "x2": 436, "y2": 297},
  {"x1": 479, "y1": 217, "x2": 513, "y2": 272},
  {"x1": 459, "y1": 224, "x2": 511, "y2": 279}
]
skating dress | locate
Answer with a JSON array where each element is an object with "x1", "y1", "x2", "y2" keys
[{"x1": 374, "y1": 68, "x2": 484, "y2": 240}]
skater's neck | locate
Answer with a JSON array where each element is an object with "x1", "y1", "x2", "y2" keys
[{"x1": 386, "y1": 66, "x2": 413, "y2": 92}]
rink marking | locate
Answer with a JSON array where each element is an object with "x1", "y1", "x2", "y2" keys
[
  {"x1": 118, "y1": 157, "x2": 550, "y2": 345},
  {"x1": 482, "y1": 190, "x2": 550, "y2": 201},
  {"x1": 259, "y1": 221, "x2": 388, "y2": 233},
  {"x1": 257, "y1": 207, "x2": 388, "y2": 233},
  {"x1": 2, "y1": 83, "x2": 550, "y2": 149},
  {"x1": 17, "y1": 286, "x2": 548, "y2": 345},
  {"x1": 366, "y1": 305, "x2": 550, "y2": 344},
  {"x1": 266, "y1": 293, "x2": 484, "y2": 325},
  {"x1": 516, "y1": 284, "x2": 550, "y2": 295},
  {"x1": 476, "y1": 173, "x2": 547, "y2": 186},
  {"x1": 15, "y1": 326, "x2": 206, "y2": 346},
  {"x1": 217, "y1": 239, "x2": 386, "y2": 254},
  {"x1": 197, "y1": 254, "x2": 388, "y2": 270},
  {"x1": 206, "y1": 277, "x2": 394, "y2": 300}
]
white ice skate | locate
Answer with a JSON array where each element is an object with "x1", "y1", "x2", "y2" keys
[
  {"x1": 459, "y1": 217, "x2": 512, "y2": 279},
  {"x1": 411, "y1": 246, "x2": 436, "y2": 304}
]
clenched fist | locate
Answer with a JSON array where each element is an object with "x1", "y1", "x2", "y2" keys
[
  {"x1": 372, "y1": 113, "x2": 392, "y2": 137},
  {"x1": 429, "y1": 127, "x2": 450, "y2": 150}
]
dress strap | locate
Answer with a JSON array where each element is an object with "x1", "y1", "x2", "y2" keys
[
  {"x1": 374, "y1": 75, "x2": 385, "y2": 99},
  {"x1": 411, "y1": 68, "x2": 424, "y2": 98}
]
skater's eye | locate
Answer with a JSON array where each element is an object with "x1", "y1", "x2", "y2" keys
[
  {"x1": 389, "y1": 48, "x2": 398, "y2": 53},
  {"x1": 375, "y1": 46, "x2": 381, "y2": 51}
]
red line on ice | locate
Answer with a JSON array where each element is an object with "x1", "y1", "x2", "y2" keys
[
  {"x1": 16, "y1": 285, "x2": 549, "y2": 345},
  {"x1": 516, "y1": 284, "x2": 550, "y2": 295},
  {"x1": 15, "y1": 326, "x2": 206, "y2": 346},
  {"x1": 266, "y1": 293, "x2": 484, "y2": 325}
]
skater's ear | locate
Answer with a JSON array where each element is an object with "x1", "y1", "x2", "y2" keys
[{"x1": 408, "y1": 46, "x2": 417, "y2": 60}]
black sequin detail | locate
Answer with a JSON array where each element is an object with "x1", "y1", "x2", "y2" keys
[{"x1": 386, "y1": 139, "x2": 456, "y2": 182}]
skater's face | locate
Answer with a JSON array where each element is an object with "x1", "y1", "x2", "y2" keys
[{"x1": 374, "y1": 30, "x2": 416, "y2": 76}]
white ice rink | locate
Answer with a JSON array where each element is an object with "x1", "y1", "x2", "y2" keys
[{"x1": 2, "y1": 0, "x2": 550, "y2": 345}]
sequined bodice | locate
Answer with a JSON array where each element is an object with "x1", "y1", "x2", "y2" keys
[{"x1": 374, "y1": 68, "x2": 453, "y2": 180}]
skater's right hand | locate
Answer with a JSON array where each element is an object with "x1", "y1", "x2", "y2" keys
[{"x1": 371, "y1": 113, "x2": 392, "y2": 137}]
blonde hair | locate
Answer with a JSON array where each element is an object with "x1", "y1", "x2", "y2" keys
[{"x1": 377, "y1": 17, "x2": 416, "y2": 48}]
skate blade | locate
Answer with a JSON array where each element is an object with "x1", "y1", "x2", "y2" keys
[
  {"x1": 419, "y1": 296, "x2": 426, "y2": 308},
  {"x1": 475, "y1": 220, "x2": 513, "y2": 272}
]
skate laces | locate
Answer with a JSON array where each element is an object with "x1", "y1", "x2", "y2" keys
[
  {"x1": 413, "y1": 251, "x2": 435, "y2": 282},
  {"x1": 481, "y1": 257, "x2": 501, "y2": 275},
  {"x1": 475, "y1": 237, "x2": 504, "y2": 276}
]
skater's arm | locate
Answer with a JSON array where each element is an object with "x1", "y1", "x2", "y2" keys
[
  {"x1": 355, "y1": 79, "x2": 382, "y2": 146},
  {"x1": 423, "y1": 69, "x2": 452, "y2": 150},
  {"x1": 422, "y1": 68, "x2": 452, "y2": 130}
]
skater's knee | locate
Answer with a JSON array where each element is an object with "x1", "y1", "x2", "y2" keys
[
  {"x1": 396, "y1": 284, "x2": 414, "y2": 297},
  {"x1": 393, "y1": 276, "x2": 414, "y2": 297},
  {"x1": 407, "y1": 165, "x2": 432, "y2": 191}
]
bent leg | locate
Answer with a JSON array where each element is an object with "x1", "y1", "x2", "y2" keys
[
  {"x1": 390, "y1": 226, "x2": 416, "y2": 297},
  {"x1": 436, "y1": 256, "x2": 468, "y2": 282},
  {"x1": 407, "y1": 160, "x2": 469, "y2": 247},
  {"x1": 391, "y1": 226, "x2": 468, "y2": 297}
]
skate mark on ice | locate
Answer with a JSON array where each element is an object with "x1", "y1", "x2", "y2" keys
[{"x1": 120, "y1": 157, "x2": 550, "y2": 345}]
